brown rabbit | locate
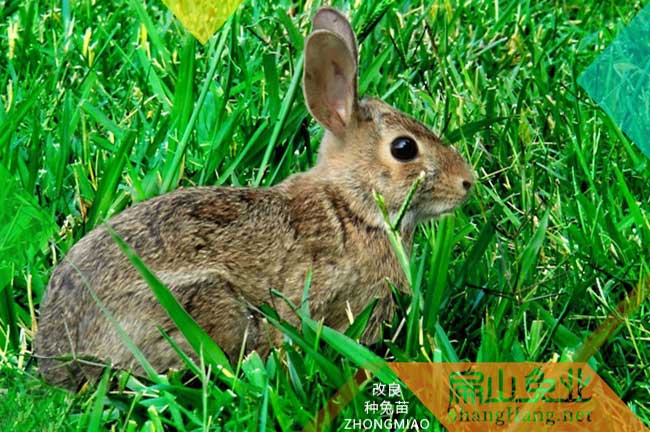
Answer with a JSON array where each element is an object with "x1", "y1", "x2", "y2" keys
[{"x1": 34, "y1": 7, "x2": 475, "y2": 388}]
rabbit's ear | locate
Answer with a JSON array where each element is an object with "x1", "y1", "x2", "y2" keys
[
  {"x1": 312, "y1": 7, "x2": 358, "y2": 68},
  {"x1": 303, "y1": 11, "x2": 358, "y2": 137}
]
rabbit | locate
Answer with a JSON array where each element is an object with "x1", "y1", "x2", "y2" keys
[{"x1": 34, "y1": 7, "x2": 475, "y2": 389}]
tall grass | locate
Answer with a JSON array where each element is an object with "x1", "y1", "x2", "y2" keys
[{"x1": 0, "y1": 0, "x2": 649, "y2": 430}]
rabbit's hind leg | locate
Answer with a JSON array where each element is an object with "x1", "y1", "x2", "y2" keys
[{"x1": 132, "y1": 271, "x2": 275, "y2": 371}]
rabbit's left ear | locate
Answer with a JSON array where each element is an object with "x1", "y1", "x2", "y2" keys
[
  {"x1": 312, "y1": 7, "x2": 358, "y2": 69},
  {"x1": 303, "y1": 8, "x2": 358, "y2": 137}
]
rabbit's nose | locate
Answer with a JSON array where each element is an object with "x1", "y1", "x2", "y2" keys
[{"x1": 457, "y1": 169, "x2": 475, "y2": 195}]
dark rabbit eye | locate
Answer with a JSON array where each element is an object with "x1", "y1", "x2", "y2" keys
[{"x1": 390, "y1": 137, "x2": 418, "y2": 161}]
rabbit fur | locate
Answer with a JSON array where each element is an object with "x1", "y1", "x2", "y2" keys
[{"x1": 34, "y1": 7, "x2": 475, "y2": 389}]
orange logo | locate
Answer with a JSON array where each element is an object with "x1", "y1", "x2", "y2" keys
[
  {"x1": 304, "y1": 363, "x2": 649, "y2": 431},
  {"x1": 304, "y1": 279, "x2": 649, "y2": 431},
  {"x1": 391, "y1": 362, "x2": 646, "y2": 431}
]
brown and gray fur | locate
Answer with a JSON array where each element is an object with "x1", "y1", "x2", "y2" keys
[{"x1": 34, "y1": 7, "x2": 475, "y2": 389}]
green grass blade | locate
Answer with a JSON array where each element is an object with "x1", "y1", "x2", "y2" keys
[
  {"x1": 300, "y1": 315, "x2": 397, "y2": 384},
  {"x1": 344, "y1": 298, "x2": 378, "y2": 340},
  {"x1": 87, "y1": 365, "x2": 111, "y2": 432},
  {"x1": 516, "y1": 209, "x2": 550, "y2": 292},
  {"x1": 86, "y1": 130, "x2": 136, "y2": 229},
  {"x1": 262, "y1": 53, "x2": 280, "y2": 119},
  {"x1": 0, "y1": 267, "x2": 18, "y2": 350},
  {"x1": 254, "y1": 52, "x2": 304, "y2": 186},
  {"x1": 170, "y1": 35, "x2": 196, "y2": 135},
  {"x1": 258, "y1": 304, "x2": 344, "y2": 388},
  {"x1": 161, "y1": 24, "x2": 230, "y2": 192},
  {"x1": 80, "y1": 100, "x2": 124, "y2": 141},
  {"x1": 423, "y1": 215, "x2": 455, "y2": 332},
  {"x1": 127, "y1": 0, "x2": 170, "y2": 65},
  {"x1": 571, "y1": 275, "x2": 650, "y2": 363}
]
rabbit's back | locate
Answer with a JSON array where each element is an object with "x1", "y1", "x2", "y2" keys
[
  {"x1": 36, "y1": 186, "x2": 296, "y2": 384},
  {"x1": 35, "y1": 181, "x2": 401, "y2": 387}
]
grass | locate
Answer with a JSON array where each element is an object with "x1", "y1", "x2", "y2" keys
[{"x1": 1, "y1": 0, "x2": 649, "y2": 430}]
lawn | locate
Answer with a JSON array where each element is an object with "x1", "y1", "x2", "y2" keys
[{"x1": 1, "y1": 0, "x2": 649, "y2": 430}]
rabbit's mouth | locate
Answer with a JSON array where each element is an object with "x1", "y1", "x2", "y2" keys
[
  {"x1": 427, "y1": 199, "x2": 467, "y2": 218},
  {"x1": 389, "y1": 204, "x2": 456, "y2": 229}
]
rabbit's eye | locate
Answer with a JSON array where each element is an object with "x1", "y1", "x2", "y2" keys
[{"x1": 390, "y1": 137, "x2": 418, "y2": 161}]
